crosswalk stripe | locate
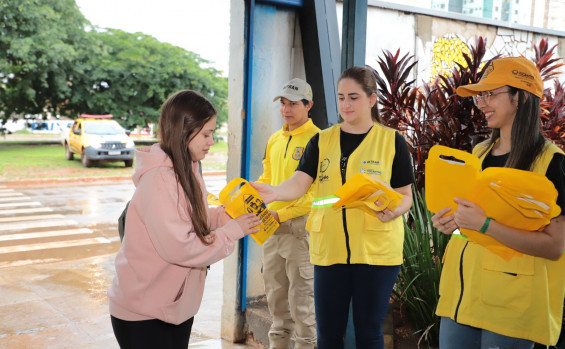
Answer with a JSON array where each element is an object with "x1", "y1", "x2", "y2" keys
[
  {"x1": 0, "y1": 237, "x2": 111, "y2": 254},
  {"x1": 0, "y1": 201, "x2": 41, "y2": 208},
  {"x1": 0, "y1": 189, "x2": 15, "y2": 193},
  {"x1": 0, "y1": 214, "x2": 64, "y2": 223},
  {"x1": 0, "y1": 219, "x2": 77, "y2": 231},
  {"x1": 107, "y1": 236, "x2": 121, "y2": 243},
  {"x1": 0, "y1": 185, "x2": 6, "y2": 189},
  {"x1": 0, "y1": 207, "x2": 53, "y2": 215},
  {"x1": 0, "y1": 258, "x2": 61, "y2": 268},
  {"x1": 0, "y1": 197, "x2": 32, "y2": 203},
  {"x1": 0, "y1": 193, "x2": 24, "y2": 198},
  {"x1": 0, "y1": 228, "x2": 93, "y2": 242}
]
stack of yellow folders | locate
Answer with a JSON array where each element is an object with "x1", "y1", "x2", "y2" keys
[
  {"x1": 426, "y1": 145, "x2": 561, "y2": 260},
  {"x1": 217, "y1": 178, "x2": 279, "y2": 246},
  {"x1": 332, "y1": 173, "x2": 403, "y2": 216}
]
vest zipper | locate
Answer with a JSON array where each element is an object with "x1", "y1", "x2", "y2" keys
[
  {"x1": 454, "y1": 242, "x2": 468, "y2": 322},
  {"x1": 340, "y1": 155, "x2": 352, "y2": 264},
  {"x1": 283, "y1": 136, "x2": 293, "y2": 158}
]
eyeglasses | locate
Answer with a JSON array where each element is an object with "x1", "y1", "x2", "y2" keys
[{"x1": 472, "y1": 90, "x2": 510, "y2": 106}]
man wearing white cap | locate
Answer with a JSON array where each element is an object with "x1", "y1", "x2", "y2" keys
[{"x1": 256, "y1": 78, "x2": 320, "y2": 348}]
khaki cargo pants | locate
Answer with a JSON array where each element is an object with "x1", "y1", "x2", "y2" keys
[{"x1": 262, "y1": 215, "x2": 317, "y2": 349}]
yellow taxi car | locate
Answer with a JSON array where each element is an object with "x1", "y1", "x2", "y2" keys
[{"x1": 64, "y1": 114, "x2": 135, "y2": 168}]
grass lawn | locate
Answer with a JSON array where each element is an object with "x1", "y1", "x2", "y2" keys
[{"x1": 0, "y1": 142, "x2": 228, "y2": 180}]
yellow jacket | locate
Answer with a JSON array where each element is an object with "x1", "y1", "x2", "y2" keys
[
  {"x1": 257, "y1": 118, "x2": 320, "y2": 223},
  {"x1": 306, "y1": 123, "x2": 404, "y2": 266},
  {"x1": 436, "y1": 140, "x2": 565, "y2": 345}
]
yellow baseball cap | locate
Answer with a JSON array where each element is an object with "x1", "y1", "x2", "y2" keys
[{"x1": 456, "y1": 56, "x2": 543, "y2": 98}]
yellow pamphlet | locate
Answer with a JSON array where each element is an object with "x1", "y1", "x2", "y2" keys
[
  {"x1": 218, "y1": 178, "x2": 279, "y2": 245},
  {"x1": 332, "y1": 173, "x2": 403, "y2": 216}
]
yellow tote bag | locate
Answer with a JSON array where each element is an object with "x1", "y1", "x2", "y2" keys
[
  {"x1": 425, "y1": 145, "x2": 561, "y2": 260},
  {"x1": 462, "y1": 167, "x2": 561, "y2": 260},
  {"x1": 218, "y1": 178, "x2": 279, "y2": 245},
  {"x1": 425, "y1": 145, "x2": 481, "y2": 214},
  {"x1": 332, "y1": 173, "x2": 403, "y2": 216}
]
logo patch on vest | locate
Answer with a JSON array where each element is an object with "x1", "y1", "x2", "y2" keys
[
  {"x1": 293, "y1": 147, "x2": 304, "y2": 160},
  {"x1": 360, "y1": 159, "x2": 382, "y2": 176},
  {"x1": 319, "y1": 158, "x2": 330, "y2": 182},
  {"x1": 359, "y1": 168, "x2": 382, "y2": 176},
  {"x1": 359, "y1": 160, "x2": 383, "y2": 176}
]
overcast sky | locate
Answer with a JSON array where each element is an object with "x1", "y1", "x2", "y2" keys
[{"x1": 75, "y1": 0, "x2": 231, "y2": 76}]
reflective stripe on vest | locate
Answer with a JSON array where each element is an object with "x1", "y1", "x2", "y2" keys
[{"x1": 312, "y1": 195, "x2": 340, "y2": 208}]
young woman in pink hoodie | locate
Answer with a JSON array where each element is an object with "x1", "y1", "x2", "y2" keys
[{"x1": 108, "y1": 90, "x2": 261, "y2": 349}]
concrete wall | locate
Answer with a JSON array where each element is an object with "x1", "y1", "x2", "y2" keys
[
  {"x1": 224, "y1": 0, "x2": 565, "y2": 342},
  {"x1": 223, "y1": 0, "x2": 307, "y2": 342},
  {"x1": 364, "y1": 1, "x2": 565, "y2": 85}
]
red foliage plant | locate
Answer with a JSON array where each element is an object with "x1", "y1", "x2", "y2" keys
[{"x1": 374, "y1": 36, "x2": 564, "y2": 189}]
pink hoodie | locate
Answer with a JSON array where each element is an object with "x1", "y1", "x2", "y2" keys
[{"x1": 108, "y1": 144, "x2": 244, "y2": 325}]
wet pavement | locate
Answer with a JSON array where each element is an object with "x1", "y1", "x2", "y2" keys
[{"x1": 0, "y1": 176, "x2": 255, "y2": 349}]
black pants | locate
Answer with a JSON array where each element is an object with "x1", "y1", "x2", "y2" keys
[
  {"x1": 314, "y1": 264, "x2": 400, "y2": 349},
  {"x1": 111, "y1": 315, "x2": 194, "y2": 349}
]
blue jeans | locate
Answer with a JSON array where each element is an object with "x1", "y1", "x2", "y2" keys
[
  {"x1": 314, "y1": 264, "x2": 400, "y2": 349},
  {"x1": 439, "y1": 317, "x2": 534, "y2": 349}
]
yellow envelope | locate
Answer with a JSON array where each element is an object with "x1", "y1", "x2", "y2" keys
[
  {"x1": 332, "y1": 173, "x2": 403, "y2": 216},
  {"x1": 218, "y1": 178, "x2": 279, "y2": 245}
]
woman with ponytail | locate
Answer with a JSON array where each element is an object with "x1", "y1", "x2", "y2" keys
[
  {"x1": 108, "y1": 90, "x2": 261, "y2": 349},
  {"x1": 252, "y1": 66, "x2": 414, "y2": 349}
]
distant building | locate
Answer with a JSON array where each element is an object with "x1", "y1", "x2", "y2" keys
[
  {"x1": 386, "y1": 0, "x2": 432, "y2": 7},
  {"x1": 423, "y1": 0, "x2": 565, "y2": 31}
]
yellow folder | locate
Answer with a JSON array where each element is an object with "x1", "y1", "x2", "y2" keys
[{"x1": 218, "y1": 178, "x2": 279, "y2": 245}]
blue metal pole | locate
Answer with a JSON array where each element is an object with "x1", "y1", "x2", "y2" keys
[{"x1": 239, "y1": 0, "x2": 256, "y2": 313}]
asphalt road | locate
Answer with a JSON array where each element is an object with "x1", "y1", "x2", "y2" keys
[{"x1": 0, "y1": 176, "x2": 254, "y2": 349}]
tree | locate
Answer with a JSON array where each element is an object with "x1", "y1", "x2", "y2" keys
[
  {"x1": 0, "y1": 1, "x2": 228, "y2": 130},
  {"x1": 65, "y1": 29, "x2": 228, "y2": 129},
  {"x1": 0, "y1": 0, "x2": 91, "y2": 119}
]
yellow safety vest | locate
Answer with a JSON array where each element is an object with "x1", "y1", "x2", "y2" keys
[
  {"x1": 257, "y1": 118, "x2": 320, "y2": 222},
  {"x1": 436, "y1": 140, "x2": 565, "y2": 345},
  {"x1": 306, "y1": 123, "x2": 404, "y2": 266}
]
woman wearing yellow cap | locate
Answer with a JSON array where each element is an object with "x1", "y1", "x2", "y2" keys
[{"x1": 432, "y1": 56, "x2": 565, "y2": 348}]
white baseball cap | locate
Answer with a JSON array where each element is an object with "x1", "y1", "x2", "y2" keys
[{"x1": 273, "y1": 78, "x2": 313, "y2": 102}]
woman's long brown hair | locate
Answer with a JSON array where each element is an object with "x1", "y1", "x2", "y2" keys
[{"x1": 158, "y1": 90, "x2": 216, "y2": 244}]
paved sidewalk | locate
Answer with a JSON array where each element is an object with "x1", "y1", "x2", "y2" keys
[
  {"x1": 0, "y1": 253, "x2": 250, "y2": 349},
  {"x1": 0, "y1": 175, "x2": 250, "y2": 349}
]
